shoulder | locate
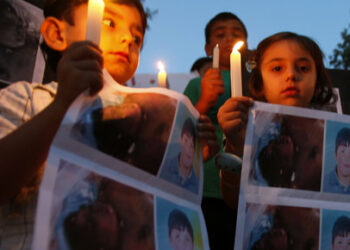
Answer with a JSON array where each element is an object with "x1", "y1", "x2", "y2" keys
[
  {"x1": 0, "y1": 81, "x2": 57, "y2": 99},
  {"x1": 0, "y1": 81, "x2": 58, "y2": 138},
  {"x1": 184, "y1": 77, "x2": 201, "y2": 93}
]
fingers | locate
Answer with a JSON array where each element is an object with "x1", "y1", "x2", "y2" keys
[
  {"x1": 56, "y1": 41, "x2": 104, "y2": 106},
  {"x1": 64, "y1": 41, "x2": 103, "y2": 67},
  {"x1": 217, "y1": 97, "x2": 254, "y2": 139}
]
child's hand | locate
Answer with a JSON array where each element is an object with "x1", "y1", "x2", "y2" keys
[
  {"x1": 217, "y1": 96, "x2": 253, "y2": 156},
  {"x1": 197, "y1": 115, "x2": 220, "y2": 162},
  {"x1": 56, "y1": 41, "x2": 104, "y2": 109},
  {"x1": 196, "y1": 68, "x2": 225, "y2": 114}
]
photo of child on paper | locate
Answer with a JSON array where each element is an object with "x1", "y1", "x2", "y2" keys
[
  {"x1": 244, "y1": 203, "x2": 320, "y2": 250},
  {"x1": 0, "y1": 0, "x2": 43, "y2": 83},
  {"x1": 156, "y1": 197, "x2": 204, "y2": 250},
  {"x1": 249, "y1": 110, "x2": 324, "y2": 191},
  {"x1": 321, "y1": 210, "x2": 350, "y2": 250},
  {"x1": 72, "y1": 89, "x2": 177, "y2": 175},
  {"x1": 159, "y1": 102, "x2": 201, "y2": 194},
  {"x1": 323, "y1": 121, "x2": 350, "y2": 194},
  {"x1": 51, "y1": 160, "x2": 155, "y2": 250}
]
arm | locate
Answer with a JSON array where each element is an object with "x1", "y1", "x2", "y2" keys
[
  {"x1": 196, "y1": 115, "x2": 219, "y2": 162},
  {"x1": 217, "y1": 96, "x2": 253, "y2": 210},
  {"x1": 0, "y1": 41, "x2": 103, "y2": 204}
]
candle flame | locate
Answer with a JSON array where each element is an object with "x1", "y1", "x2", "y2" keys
[
  {"x1": 157, "y1": 61, "x2": 165, "y2": 71},
  {"x1": 233, "y1": 41, "x2": 244, "y2": 53}
]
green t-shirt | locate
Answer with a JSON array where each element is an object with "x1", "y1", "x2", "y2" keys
[{"x1": 183, "y1": 70, "x2": 231, "y2": 199}]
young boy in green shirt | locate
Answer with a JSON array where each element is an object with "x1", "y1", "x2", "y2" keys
[{"x1": 184, "y1": 12, "x2": 250, "y2": 249}]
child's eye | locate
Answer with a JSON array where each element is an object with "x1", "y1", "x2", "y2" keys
[
  {"x1": 299, "y1": 65, "x2": 310, "y2": 72},
  {"x1": 103, "y1": 18, "x2": 115, "y2": 28},
  {"x1": 272, "y1": 66, "x2": 282, "y2": 72},
  {"x1": 133, "y1": 35, "x2": 142, "y2": 46},
  {"x1": 216, "y1": 33, "x2": 225, "y2": 38}
]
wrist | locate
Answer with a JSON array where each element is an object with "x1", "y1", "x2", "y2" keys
[{"x1": 195, "y1": 99, "x2": 211, "y2": 114}]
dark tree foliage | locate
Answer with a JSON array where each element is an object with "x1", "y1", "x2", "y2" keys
[{"x1": 329, "y1": 24, "x2": 350, "y2": 71}]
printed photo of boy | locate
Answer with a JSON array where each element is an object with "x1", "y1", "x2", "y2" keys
[
  {"x1": 249, "y1": 111, "x2": 324, "y2": 191},
  {"x1": 156, "y1": 197, "x2": 204, "y2": 250},
  {"x1": 321, "y1": 209, "x2": 350, "y2": 250},
  {"x1": 323, "y1": 121, "x2": 350, "y2": 194}
]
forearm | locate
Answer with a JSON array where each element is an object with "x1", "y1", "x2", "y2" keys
[
  {"x1": 0, "y1": 99, "x2": 69, "y2": 203},
  {"x1": 225, "y1": 139, "x2": 244, "y2": 157},
  {"x1": 195, "y1": 98, "x2": 212, "y2": 115}
]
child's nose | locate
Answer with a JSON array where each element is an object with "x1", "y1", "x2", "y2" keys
[
  {"x1": 120, "y1": 31, "x2": 133, "y2": 45},
  {"x1": 285, "y1": 66, "x2": 300, "y2": 82}
]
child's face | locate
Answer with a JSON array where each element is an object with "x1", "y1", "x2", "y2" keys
[
  {"x1": 169, "y1": 228, "x2": 194, "y2": 250},
  {"x1": 335, "y1": 143, "x2": 350, "y2": 179},
  {"x1": 260, "y1": 39, "x2": 317, "y2": 107},
  {"x1": 64, "y1": 1, "x2": 143, "y2": 84},
  {"x1": 332, "y1": 234, "x2": 350, "y2": 250},
  {"x1": 179, "y1": 132, "x2": 195, "y2": 176},
  {"x1": 205, "y1": 19, "x2": 246, "y2": 69}
]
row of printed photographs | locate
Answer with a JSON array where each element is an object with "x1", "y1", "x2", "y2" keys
[
  {"x1": 46, "y1": 159, "x2": 206, "y2": 250},
  {"x1": 242, "y1": 202, "x2": 350, "y2": 250},
  {"x1": 69, "y1": 81, "x2": 203, "y2": 196},
  {"x1": 247, "y1": 109, "x2": 350, "y2": 195}
]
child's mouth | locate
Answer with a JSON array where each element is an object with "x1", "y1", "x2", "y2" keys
[
  {"x1": 111, "y1": 52, "x2": 129, "y2": 62},
  {"x1": 282, "y1": 87, "x2": 299, "y2": 96}
]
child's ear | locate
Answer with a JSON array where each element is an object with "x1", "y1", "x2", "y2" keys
[
  {"x1": 40, "y1": 17, "x2": 68, "y2": 52},
  {"x1": 205, "y1": 44, "x2": 213, "y2": 57}
]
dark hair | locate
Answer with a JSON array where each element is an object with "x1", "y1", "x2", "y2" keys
[
  {"x1": 181, "y1": 118, "x2": 196, "y2": 144},
  {"x1": 41, "y1": 0, "x2": 148, "y2": 73},
  {"x1": 249, "y1": 32, "x2": 333, "y2": 106},
  {"x1": 332, "y1": 216, "x2": 350, "y2": 244},
  {"x1": 205, "y1": 12, "x2": 247, "y2": 45},
  {"x1": 336, "y1": 127, "x2": 350, "y2": 152},
  {"x1": 190, "y1": 56, "x2": 212, "y2": 73},
  {"x1": 168, "y1": 209, "x2": 193, "y2": 241}
]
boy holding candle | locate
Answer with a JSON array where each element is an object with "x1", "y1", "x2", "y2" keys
[
  {"x1": 183, "y1": 12, "x2": 251, "y2": 249},
  {"x1": 0, "y1": 0, "x2": 181, "y2": 248}
]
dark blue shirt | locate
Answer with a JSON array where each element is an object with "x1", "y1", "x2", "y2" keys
[
  {"x1": 323, "y1": 167, "x2": 350, "y2": 194},
  {"x1": 160, "y1": 155, "x2": 199, "y2": 194}
]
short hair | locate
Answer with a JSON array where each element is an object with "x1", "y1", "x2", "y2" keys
[
  {"x1": 336, "y1": 127, "x2": 350, "y2": 152},
  {"x1": 205, "y1": 12, "x2": 247, "y2": 45},
  {"x1": 332, "y1": 216, "x2": 350, "y2": 244},
  {"x1": 190, "y1": 56, "x2": 212, "y2": 73},
  {"x1": 249, "y1": 32, "x2": 334, "y2": 106},
  {"x1": 181, "y1": 118, "x2": 196, "y2": 144},
  {"x1": 41, "y1": 0, "x2": 148, "y2": 74},
  {"x1": 168, "y1": 209, "x2": 193, "y2": 241}
]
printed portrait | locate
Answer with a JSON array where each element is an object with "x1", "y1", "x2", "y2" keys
[{"x1": 249, "y1": 111, "x2": 324, "y2": 191}]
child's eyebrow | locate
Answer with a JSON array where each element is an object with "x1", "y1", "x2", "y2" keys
[
  {"x1": 104, "y1": 8, "x2": 143, "y2": 34},
  {"x1": 264, "y1": 57, "x2": 312, "y2": 64}
]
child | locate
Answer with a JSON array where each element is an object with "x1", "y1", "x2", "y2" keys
[
  {"x1": 0, "y1": 0, "x2": 147, "y2": 248},
  {"x1": 0, "y1": 1, "x2": 217, "y2": 248},
  {"x1": 190, "y1": 56, "x2": 213, "y2": 77},
  {"x1": 323, "y1": 127, "x2": 350, "y2": 194},
  {"x1": 184, "y1": 12, "x2": 250, "y2": 249},
  {"x1": 331, "y1": 215, "x2": 350, "y2": 250},
  {"x1": 160, "y1": 117, "x2": 199, "y2": 193},
  {"x1": 218, "y1": 31, "x2": 334, "y2": 209},
  {"x1": 168, "y1": 209, "x2": 194, "y2": 250}
]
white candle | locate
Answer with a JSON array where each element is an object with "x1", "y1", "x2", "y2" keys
[
  {"x1": 212, "y1": 43, "x2": 219, "y2": 69},
  {"x1": 157, "y1": 61, "x2": 167, "y2": 88},
  {"x1": 230, "y1": 41, "x2": 244, "y2": 97},
  {"x1": 86, "y1": 0, "x2": 105, "y2": 45}
]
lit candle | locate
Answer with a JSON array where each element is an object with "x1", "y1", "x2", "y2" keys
[
  {"x1": 212, "y1": 43, "x2": 219, "y2": 69},
  {"x1": 230, "y1": 41, "x2": 244, "y2": 97},
  {"x1": 85, "y1": 0, "x2": 105, "y2": 45},
  {"x1": 157, "y1": 61, "x2": 167, "y2": 88}
]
